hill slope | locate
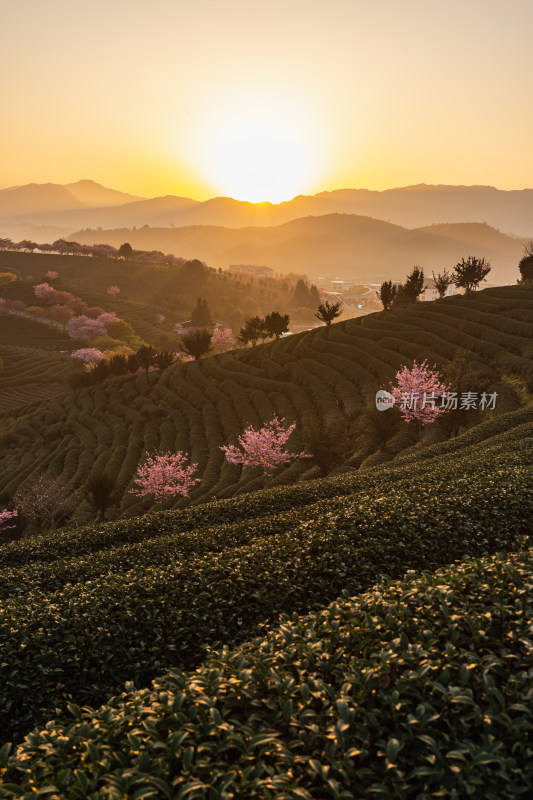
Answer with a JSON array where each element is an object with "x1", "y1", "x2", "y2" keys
[{"x1": 0, "y1": 284, "x2": 532, "y2": 521}]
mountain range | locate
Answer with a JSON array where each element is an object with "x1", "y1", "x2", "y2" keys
[{"x1": 0, "y1": 180, "x2": 530, "y2": 282}]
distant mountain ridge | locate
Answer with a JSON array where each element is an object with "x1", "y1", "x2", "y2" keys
[
  {"x1": 1, "y1": 181, "x2": 533, "y2": 239},
  {"x1": 71, "y1": 213, "x2": 524, "y2": 284}
]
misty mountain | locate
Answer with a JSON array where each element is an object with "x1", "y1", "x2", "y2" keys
[
  {"x1": 70, "y1": 214, "x2": 524, "y2": 284},
  {"x1": 64, "y1": 180, "x2": 143, "y2": 207},
  {"x1": 0, "y1": 180, "x2": 144, "y2": 220},
  {"x1": 1, "y1": 182, "x2": 533, "y2": 242}
]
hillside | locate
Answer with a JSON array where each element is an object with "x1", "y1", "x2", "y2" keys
[
  {"x1": 0, "y1": 249, "x2": 305, "y2": 347},
  {"x1": 69, "y1": 214, "x2": 525, "y2": 283},
  {"x1": 0, "y1": 405, "x2": 531, "y2": 777},
  {"x1": 0, "y1": 283, "x2": 531, "y2": 523}
]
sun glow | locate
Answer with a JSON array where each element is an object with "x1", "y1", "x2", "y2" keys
[{"x1": 190, "y1": 90, "x2": 322, "y2": 204}]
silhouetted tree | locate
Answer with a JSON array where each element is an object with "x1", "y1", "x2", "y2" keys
[
  {"x1": 357, "y1": 406, "x2": 401, "y2": 450},
  {"x1": 191, "y1": 297, "x2": 214, "y2": 327},
  {"x1": 107, "y1": 353, "x2": 128, "y2": 376},
  {"x1": 309, "y1": 283, "x2": 321, "y2": 307},
  {"x1": 136, "y1": 345, "x2": 157, "y2": 371},
  {"x1": 300, "y1": 414, "x2": 359, "y2": 475},
  {"x1": 85, "y1": 472, "x2": 117, "y2": 521},
  {"x1": 291, "y1": 279, "x2": 311, "y2": 308},
  {"x1": 154, "y1": 351, "x2": 175, "y2": 369},
  {"x1": 377, "y1": 280, "x2": 397, "y2": 311},
  {"x1": 264, "y1": 311, "x2": 290, "y2": 339},
  {"x1": 393, "y1": 267, "x2": 426, "y2": 307},
  {"x1": 452, "y1": 256, "x2": 491, "y2": 292},
  {"x1": 315, "y1": 299, "x2": 343, "y2": 326},
  {"x1": 118, "y1": 242, "x2": 133, "y2": 258},
  {"x1": 432, "y1": 269, "x2": 453, "y2": 298},
  {"x1": 518, "y1": 242, "x2": 533, "y2": 283},
  {"x1": 238, "y1": 316, "x2": 264, "y2": 346},
  {"x1": 181, "y1": 328, "x2": 213, "y2": 360}
]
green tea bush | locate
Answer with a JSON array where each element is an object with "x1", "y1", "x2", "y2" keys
[
  {"x1": 0, "y1": 440, "x2": 531, "y2": 745},
  {"x1": 3, "y1": 547, "x2": 533, "y2": 798}
]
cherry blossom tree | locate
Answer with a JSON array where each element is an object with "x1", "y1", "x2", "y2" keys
[
  {"x1": 66, "y1": 312, "x2": 118, "y2": 341},
  {"x1": 0, "y1": 509, "x2": 18, "y2": 530},
  {"x1": 45, "y1": 270, "x2": 59, "y2": 281},
  {"x1": 71, "y1": 348, "x2": 104, "y2": 366},
  {"x1": 212, "y1": 327, "x2": 234, "y2": 351},
  {"x1": 221, "y1": 416, "x2": 311, "y2": 475},
  {"x1": 390, "y1": 359, "x2": 451, "y2": 443},
  {"x1": 131, "y1": 451, "x2": 200, "y2": 505},
  {"x1": 107, "y1": 285, "x2": 120, "y2": 296}
]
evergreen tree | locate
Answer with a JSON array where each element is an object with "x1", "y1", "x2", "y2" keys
[
  {"x1": 377, "y1": 280, "x2": 397, "y2": 311},
  {"x1": 237, "y1": 317, "x2": 264, "y2": 346},
  {"x1": 85, "y1": 472, "x2": 117, "y2": 521},
  {"x1": 393, "y1": 267, "x2": 426, "y2": 307},
  {"x1": 291, "y1": 279, "x2": 311, "y2": 308},
  {"x1": 191, "y1": 297, "x2": 214, "y2": 327},
  {"x1": 263, "y1": 311, "x2": 290, "y2": 339},
  {"x1": 309, "y1": 284, "x2": 321, "y2": 307}
]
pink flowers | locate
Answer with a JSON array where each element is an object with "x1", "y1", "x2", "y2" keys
[
  {"x1": 221, "y1": 416, "x2": 311, "y2": 475},
  {"x1": 391, "y1": 359, "x2": 450, "y2": 439},
  {"x1": 45, "y1": 270, "x2": 59, "y2": 281},
  {"x1": 131, "y1": 451, "x2": 200, "y2": 501},
  {"x1": 212, "y1": 327, "x2": 234, "y2": 349},
  {"x1": 33, "y1": 282, "x2": 58, "y2": 302},
  {"x1": 71, "y1": 348, "x2": 104, "y2": 364},
  {"x1": 66, "y1": 312, "x2": 118, "y2": 341},
  {"x1": 0, "y1": 509, "x2": 18, "y2": 530},
  {"x1": 107, "y1": 285, "x2": 120, "y2": 296}
]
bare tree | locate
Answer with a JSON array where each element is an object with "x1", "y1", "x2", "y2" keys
[{"x1": 14, "y1": 474, "x2": 79, "y2": 533}]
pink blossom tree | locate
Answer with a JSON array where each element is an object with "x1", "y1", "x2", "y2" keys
[
  {"x1": 131, "y1": 451, "x2": 201, "y2": 506},
  {"x1": 390, "y1": 359, "x2": 451, "y2": 443},
  {"x1": 45, "y1": 270, "x2": 59, "y2": 281},
  {"x1": 71, "y1": 348, "x2": 104, "y2": 366},
  {"x1": 107, "y1": 285, "x2": 120, "y2": 297},
  {"x1": 66, "y1": 312, "x2": 118, "y2": 341},
  {"x1": 221, "y1": 416, "x2": 311, "y2": 475},
  {"x1": 212, "y1": 327, "x2": 234, "y2": 351},
  {"x1": 33, "y1": 282, "x2": 58, "y2": 302},
  {"x1": 0, "y1": 509, "x2": 18, "y2": 530}
]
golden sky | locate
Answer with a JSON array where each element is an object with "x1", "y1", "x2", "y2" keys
[{"x1": 2, "y1": 0, "x2": 532, "y2": 202}]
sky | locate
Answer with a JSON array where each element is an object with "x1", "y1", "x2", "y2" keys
[{"x1": 2, "y1": 0, "x2": 532, "y2": 202}]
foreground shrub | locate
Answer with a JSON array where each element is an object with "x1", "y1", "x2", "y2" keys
[
  {"x1": 0, "y1": 443, "x2": 531, "y2": 746},
  {"x1": 2, "y1": 547, "x2": 533, "y2": 798}
]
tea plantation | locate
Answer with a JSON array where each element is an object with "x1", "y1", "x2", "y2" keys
[
  {"x1": 1, "y1": 283, "x2": 532, "y2": 520},
  {"x1": 1, "y1": 279, "x2": 532, "y2": 796},
  {"x1": 0, "y1": 402, "x2": 532, "y2": 795}
]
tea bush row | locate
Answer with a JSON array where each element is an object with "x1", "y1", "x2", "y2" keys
[
  {"x1": 3, "y1": 546, "x2": 533, "y2": 798},
  {"x1": 0, "y1": 452, "x2": 531, "y2": 745},
  {"x1": 0, "y1": 408, "x2": 530, "y2": 570}
]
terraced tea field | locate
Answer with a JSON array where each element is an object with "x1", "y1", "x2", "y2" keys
[
  {"x1": 0, "y1": 284, "x2": 531, "y2": 519},
  {"x1": 0, "y1": 315, "x2": 76, "y2": 413},
  {"x1": 0, "y1": 405, "x2": 532, "y2": 795}
]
